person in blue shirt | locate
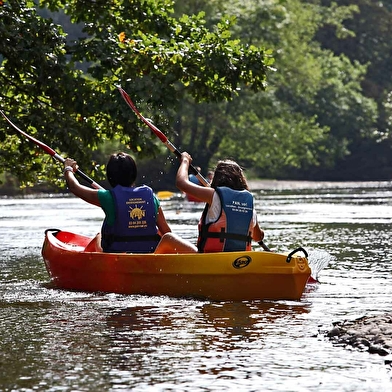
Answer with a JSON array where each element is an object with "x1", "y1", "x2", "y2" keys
[{"x1": 188, "y1": 166, "x2": 202, "y2": 185}]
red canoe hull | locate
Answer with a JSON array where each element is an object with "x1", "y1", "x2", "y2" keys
[{"x1": 42, "y1": 230, "x2": 311, "y2": 301}]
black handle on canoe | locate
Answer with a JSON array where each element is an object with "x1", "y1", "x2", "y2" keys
[
  {"x1": 286, "y1": 247, "x2": 308, "y2": 263},
  {"x1": 45, "y1": 228, "x2": 61, "y2": 237}
]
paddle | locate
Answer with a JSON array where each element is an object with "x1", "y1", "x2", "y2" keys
[
  {"x1": 258, "y1": 240, "x2": 271, "y2": 252},
  {"x1": 117, "y1": 86, "x2": 209, "y2": 187},
  {"x1": 116, "y1": 88, "x2": 275, "y2": 251},
  {"x1": 0, "y1": 110, "x2": 103, "y2": 190}
]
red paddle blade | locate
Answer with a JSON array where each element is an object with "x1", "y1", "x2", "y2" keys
[
  {"x1": 307, "y1": 276, "x2": 319, "y2": 284},
  {"x1": 117, "y1": 86, "x2": 168, "y2": 143},
  {"x1": 1, "y1": 110, "x2": 57, "y2": 157}
]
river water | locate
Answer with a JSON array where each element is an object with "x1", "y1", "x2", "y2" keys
[{"x1": 0, "y1": 180, "x2": 391, "y2": 391}]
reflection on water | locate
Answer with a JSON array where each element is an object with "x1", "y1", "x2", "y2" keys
[{"x1": 1, "y1": 181, "x2": 392, "y2": 391}]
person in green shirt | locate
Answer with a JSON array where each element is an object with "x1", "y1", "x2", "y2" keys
[{"x1": 63, "y1": 152, "x2": 197, "y2": 253}]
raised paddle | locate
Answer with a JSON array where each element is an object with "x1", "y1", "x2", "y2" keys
[
  {"x1": 116, "y1": 88, "x2": 274, "y2": 251},
  {"x1": 0, "y1": 110, "x2": 103, "y2": 190},
  {"x1": 117, "y1": 86, "x2": 209, "y2": 187}
]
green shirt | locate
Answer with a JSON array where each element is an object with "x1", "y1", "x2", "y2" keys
[{"x1": 97, "y1": 189, "x2": 160, "y2": 226}]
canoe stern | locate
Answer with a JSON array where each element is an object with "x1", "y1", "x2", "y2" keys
[{"x1": 42, "y1": 230, "x2": 311, "y2": 301}]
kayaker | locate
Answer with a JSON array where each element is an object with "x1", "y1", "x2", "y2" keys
[
  {"x1": 188, "y1": 166, "x2": 202, "y2": 185},
  {"x1": 63, "y1": 152, "x2": 197, "y2": 253},
  {"x1": 206, "y1": 171, "x2": 214, "y2": 183},
  {"x1": 174, "y1": 152, "x2": 265, "y2": 253}
]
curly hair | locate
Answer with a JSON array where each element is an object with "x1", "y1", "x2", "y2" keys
[
  {"x1": 210, "y1": 160, "x2": 249, "y2": 190},
  {"x1": 106, "y1": 152, "x2": 137, "y2": 187}
]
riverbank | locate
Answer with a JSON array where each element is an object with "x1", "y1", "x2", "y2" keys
[
  {"x1": 247, "y1": 179, "x2": 392, "y2": 190},
  {"x1": 2, "y1": 177, "x2": 391, "y2": 196}
]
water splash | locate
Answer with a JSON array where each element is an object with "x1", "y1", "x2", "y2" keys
[{"x1": 307, "y1": 249, "x2": 335, "y2": 281}]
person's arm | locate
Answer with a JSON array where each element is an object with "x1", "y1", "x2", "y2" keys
[
  {"x1": 176, "y1": 152, "x2": 214, "y2": 204},
  {"x1": 156, "y1": 206, "x2": 171, "y2": 236},
  {"x1": 64, "y1": 158, "x2": 101, "y2": 207},
  {"x1": 252, "y1": 221, "x2": 265, "y2": 243}
]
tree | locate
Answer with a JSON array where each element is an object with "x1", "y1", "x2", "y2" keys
[
  {"x1": 0, "y1": 0, "x2": 272, "y2": 188},
  {"x1": 315, "y1": 0, "x2": 392, "y2": 179},
  {"x1": 169, "y1": 0, "x2": 378, "y2": 180}
]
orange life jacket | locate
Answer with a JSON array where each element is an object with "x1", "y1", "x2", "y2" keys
[{"x1": 197, "y1": 186, "x2": 254, "y2": 252}]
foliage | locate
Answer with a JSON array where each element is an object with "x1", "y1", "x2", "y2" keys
[
  {"x1": 1, "y1": 0, "x2": 391, "y2": 188},
  {"x1": 0, "y1": 0, "x2": 272, "y2": 188},
  {"x1": 170, "y1": 0, "x2": 378, "y2": 179},
  {"x1": 315, "y1": 0, "x2": 392, "y2": 178}
]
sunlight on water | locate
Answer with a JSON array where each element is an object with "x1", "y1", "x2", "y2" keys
[{"x1": 1, "y1": 181, "x2": 392, "y2": 391}]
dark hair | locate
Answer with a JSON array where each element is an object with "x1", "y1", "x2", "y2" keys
[
  {"x1": 210, "y1": 160, "x2": 249, "y2": 190},
  {"x1": 106, "y1": 152, "x2": 137, "y2": 187}
]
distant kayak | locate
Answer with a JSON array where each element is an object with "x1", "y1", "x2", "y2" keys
[
  {"x1": 185, "y1": 193, "x2": 204, "y2": 203},
  {"x1": 42, "y1": 229, "x2": 311, "y2": 301},
  {"x1": 156, "y1": 190, "x2": 176, "y2": 200}
]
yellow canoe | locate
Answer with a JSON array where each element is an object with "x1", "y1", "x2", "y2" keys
[
  {"x1": 156, "y1": 190, "x2": 175, "y2": 200},
  {"x1": 42, "y1": 229, "x2": 311, "y2": 301}
]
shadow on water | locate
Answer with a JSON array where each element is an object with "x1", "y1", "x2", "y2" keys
[{"x1": 106, "y1": 301, "x2": 311, "y2": 340}]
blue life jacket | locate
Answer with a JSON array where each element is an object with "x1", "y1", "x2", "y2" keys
[
  {"x1": 101, "y1": 185, "x2": 160, "y2": 253},
  {"x1": 197, "y1": 186, "x2": 254, "y2": 252}
]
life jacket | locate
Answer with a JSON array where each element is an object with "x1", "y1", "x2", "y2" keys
[
  {"x1": 197, "y1": 186, "x2": 254, "y2": 252},
  {"x1": 101, "y1": 185, "x2": 160, "y2": 253}
]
